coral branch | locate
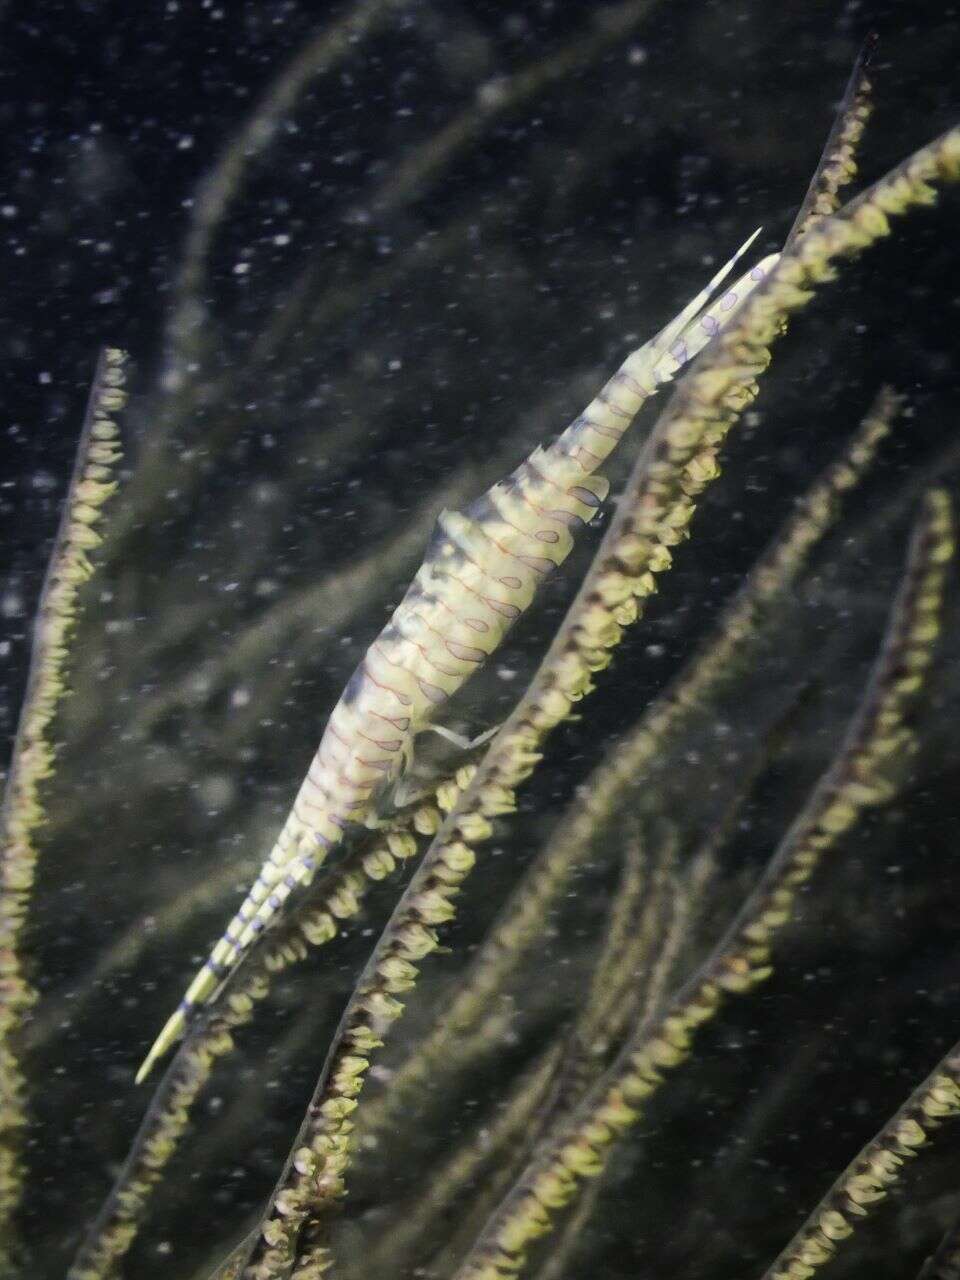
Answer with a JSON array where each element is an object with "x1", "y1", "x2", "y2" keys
[
  {"x1": 451, "y1": 487, "x2": 954, "y2": 1280},
  {"x1": 0, "y1": 348, "x2": 125, "y2": 1270}
]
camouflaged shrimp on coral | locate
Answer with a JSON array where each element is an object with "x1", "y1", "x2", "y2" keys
[{"x1": 2, "y1": 13, "x2": 960, "y2": 1280}]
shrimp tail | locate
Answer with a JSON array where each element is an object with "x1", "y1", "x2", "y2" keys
[{"x1": 136, "y1": 810, "x2": 333, "y2": 1082}]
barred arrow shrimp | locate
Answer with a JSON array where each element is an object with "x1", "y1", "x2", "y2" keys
[{"x1": 137, "y1": 228, "x2": 779, "y2": 1083}]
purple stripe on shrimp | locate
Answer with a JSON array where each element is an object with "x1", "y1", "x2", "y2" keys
[
  {"x1": 482, "y1": 595, "x2": 521, "y2": 620},
  {"x1": 417, "y1": 678, "x2": 447, "y2": 704},
  {"x1": 568, "y1": 486, "x2": 602, "y2": 509}
]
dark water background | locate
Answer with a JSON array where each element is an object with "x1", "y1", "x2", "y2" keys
[{"x1": 1, "y1": 2, "x2": 959, "y2": 1277}]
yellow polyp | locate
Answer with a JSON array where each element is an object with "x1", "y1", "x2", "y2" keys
[
  {"x1": 839, "y1": 780, "x2": 885, "y2": 807},
  {"x1": 894, "y1": 1118, "x2": 927, "y2": 1148},
  {"x1": 441, "y1": 840, "x2": 477, "y2": 872},
  {"x1": 662, "y1": 495, "x2": 696, "y2": 527},
  {"x1": 209, "y1": 1029, "x2": 235, "y2": 1057},
  {"x1": 844, "y1": 1175, "x2": 884, "y2": 1205},
  {"x1": 683, "y1": 452, "x2": 721, "y2": 488},
  {"x1": 818, "y1": 1210, "x2": 853, "y2": 1242},
  {"x1": 660, "y1": 1015, "x2": 692, "y2": 1049},
  {"x1": 363, "y1": 850, "x2": 396, "y2": 880},
  {"x1": 663, "y1": 415, "x2": 705, "y2": 450},
  {"x1": 364, "y1": 990, "x2": 404, "y2": 1023},
  {"x1": 413, "y1": 805, "x2": 442, "y2": 835},
  {"x1": 247, "y1": 976, "x2": 270, "y2": 1003},
  {"x1": 621, "y1": 1073, "x2": 659, "y2": 1101},
  {"x1": 394, "y1": 923, "x2": 437, "y2": 960},
  {"x1": 612, "y1": 597, "x2": 639, "y2": 626},
  {"x1": 577, "y1": 649, "x2": 610, "y2": 675},
  {"x1": 655, "y1": 525, "x2": 689, "y2": 548},
  {"x1": 853, "y1": 203, "x2": 891, "y2": 238},
  {"x1": 321, "y1": 1095, "x2": 359, "y2": 1122},
  {"x1": 432, "y1": 860, "x2": 467, "y2": 886},
  {"x1": 614, "y1": 533, "x2": 655, "y2": 569},
  {"x1": 559, "y1": 1142, "x2": 603, "y2": 1177},
  {"x1": 436, "y1": 780, "x2": 462, "y2": 812},
  {"x1": 868, "y1": 1147, "x2": 904, "y2": 1180},
  {"x1": 760, "y1": 906, "x2": 791, "y2": 930},
  {"x1": 632, "y1": 571, "x2": 657, "y2": 597},
  {"x1": 789, "y1": 1264, "x2": 817, "y2": 1280},
  {"x1": 577, "y1": 605, "x2": 620, "y2": 644},
  {"x1": 533, "y1": 687, "x2": 571, "y2": 725},
  {"x1": 345, "y1": 1025, "x2": 382, "y2": 1057},
  {"x1": 501, "y1": 748, "x2": 543, "y2": 781},
  {"x1": 480, "y1": 784, "x2": 517, "y2": 816},
  {"x1": 648, "y1": 1037, "x2": 687, "y2": 1069},
  {"x1": 412, "y1": 889, "x2": 456, "y2": 924},
  {"x1": 457, "y1": 812, "x2": 494, "y2": 842},
  {"x1": 532, "y1": 1168, "x2": 574, "y2": 1209},
  {"x1": 690, "y1": 367, "x2": 746, "y2": 405},
  {"x1": 334, "y1": 1075, "x2": 365, "y2": 1100},
  {"x1": 817, "y1": 801, "x2": 856, "y2": 835},
  {"x1": 595, "y1": 1093, "x2": 640, "y2": 1130},
  {"x1": 594, "y1": 568, "x2": 633, "y2": 603},
  {"x1": 274, "y1": 1190, "x2": 303, "y2": 1217},
  {"x1": 687, "y1": 988, "x2": 721, "y2": 1022},
  {"x1": 580, "y1": 1119, "x2": 613, "y2": 1148},
  {"x1": 927, "y1": 1079, "x2": 960, "y2": 1110},
  {"x1": 798, "y1": 1239, "x2": 832, "y2": 1266},
  {"x1": 293, "y1": 1147, "x2": 318, "y2": 1176},
  {"x1": 490, "y1": 1257, "x2": 523, "y2": 1280},
  {"x1": 892, "y1": 673, "x2": 923, "y2": 696},
  {"x1": 262, "y1": 1218, "x2": 287, "y2": 1249},
  {"x1": 551, "y1": 650, "x2": 590, "y2": 692},
  {"x1": 377, "y1": 957, "x2": 417, "y2": 990},
  {"x1": 520, "y1": 1191, "x2": 551, "y2": 1228},
  {"x1": 301, "y1": 911, "x2": 337, "y2": 946},
  {"x1": 499, "y1": 1216, "x2": 533, "y2": 1255},
  {"x1": 772, "y1": 253, "x2": 808, "y2": 286},
  {"x1": 455, "y1": 763, "x2": 478, "y2": 789},
  {"x1": 715, "y1": 967, "x2": 756, "y2": 994}
]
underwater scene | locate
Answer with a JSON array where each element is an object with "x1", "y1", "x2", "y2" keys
[{"x1": 1, "y1": 2, "x2": 960, "y2": 1278}]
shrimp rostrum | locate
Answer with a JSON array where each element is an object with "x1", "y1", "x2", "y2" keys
[{"x1": 137, "y1": 228, "x2": 778, "y2": 1082}]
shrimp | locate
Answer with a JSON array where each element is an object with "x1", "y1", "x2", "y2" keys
[{"x1": 137, "y1": 229, "x2": 778, "y2": 1082}]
